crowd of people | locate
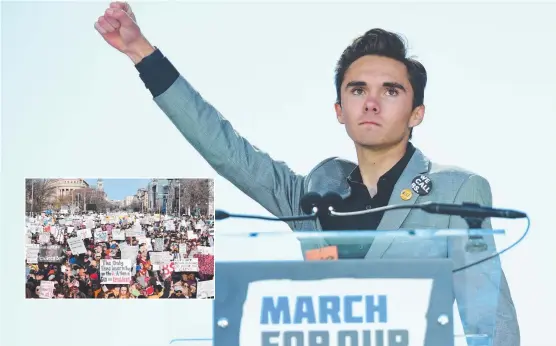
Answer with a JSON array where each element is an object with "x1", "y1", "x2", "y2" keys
[{"x1": 25, "y1": 212, "x2": 215, "y2": 299}]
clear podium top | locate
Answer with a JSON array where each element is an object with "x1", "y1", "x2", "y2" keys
[{"x1": 217, "y1": 228, "x2": 505, "y2": 239}]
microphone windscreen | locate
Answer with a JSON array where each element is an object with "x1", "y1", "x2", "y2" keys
[
  {"x1": 300, "y1": 192, "x2": 322, "y2": 215},
  {"x1": 321, "y1": 192, "x2": 343, "y2": 211},
  {"x1": 214, "y1": 210, "x2": 230, "y2": 220}
]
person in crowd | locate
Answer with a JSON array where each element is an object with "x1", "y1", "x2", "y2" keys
[{"x1": 25, "y1": 212, "x2": 214, "y2": 299}]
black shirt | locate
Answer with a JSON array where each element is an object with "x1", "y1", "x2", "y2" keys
[
  {"x1": 319, "y1": 144, "x2": 416, "y2": 258},
  {"x1": 134, "y1": 48, "x2": 416, "y2": 259}
]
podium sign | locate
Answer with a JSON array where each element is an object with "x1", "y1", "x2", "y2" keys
[{"x1": 214, "y1": 259, "x2": 455, "y2": 346}]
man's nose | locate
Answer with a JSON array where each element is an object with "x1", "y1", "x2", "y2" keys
[{"x1": 364, "y1": 97, "x2": 380, "y2": 113}]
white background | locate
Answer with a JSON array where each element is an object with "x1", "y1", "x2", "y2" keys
[{"x1": 2, "y1": 1, "x2": 555, "y2": 345}]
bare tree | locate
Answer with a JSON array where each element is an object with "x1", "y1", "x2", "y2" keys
[
  {"x1": 54, "y1": 195, "x2": 72, "y2": 210},
  {"x1": 25, "y1": 179, "x2": 57, "y2": 214},
  {"x1": 178, "y1": 179, "x2": 213, "y2": 215}
]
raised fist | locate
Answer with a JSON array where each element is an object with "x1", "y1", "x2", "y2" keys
[{"x1": 95, "y1": 2, "x2": 154, "y2": 63}]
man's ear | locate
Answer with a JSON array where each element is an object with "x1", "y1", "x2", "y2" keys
[
  {"x1": 335, "y1": 102, "x2": 345, "y2": 124},
  {"x1": 409, "y1": 104, "x2": 425, "y2": 128}
]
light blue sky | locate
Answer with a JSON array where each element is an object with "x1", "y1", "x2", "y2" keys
[
  {"x1": 84, "y1": 178, "x2": 150, "y2": 200},
  {"x1": 2, "y1": 1, "x2": 555, "y2": 345}
]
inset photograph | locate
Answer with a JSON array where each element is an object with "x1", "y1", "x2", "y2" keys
[{"x1": 25, "y1": 178, "x2": 215, "y2": 299}]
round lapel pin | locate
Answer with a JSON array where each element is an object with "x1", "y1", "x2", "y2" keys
[
  {"x1": 400, "y1": 188, "x2": 413, "y2": 201},
  {"x1": 411, "y1": 174, "x2": 433, "y2": 196}
]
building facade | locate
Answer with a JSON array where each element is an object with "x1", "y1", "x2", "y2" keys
[
  {"x1": 50, "y1": 179, "x2": 89, "y2": 199},
  {"x1": 136, "y1": 188, "x2": 148, "y2": 212},
  {"x1": 147, "y1": 179, "x2": 170, "y2": 213}
]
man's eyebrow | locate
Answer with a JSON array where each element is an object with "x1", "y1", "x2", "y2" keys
[
  {"x1": 345, "y1": 80, "x2": 407, "y2": 92},
  {"x1": 383, "y1": 82, "x2": 406, "y2": 92},
  {"x1": 345, "y1": 81, "x2": 367, "y2": 90}
]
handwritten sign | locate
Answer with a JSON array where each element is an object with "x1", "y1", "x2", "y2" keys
[
  {"x1": 197, "y1": 280, "x2": 214, "y2": 299},
  {"x1": 38, "y1": 281, "x2": 55, "y2": 299},
  {"x1": 94, "y1": 229, "x2": 108, "y2": 243},
  {"x1": 179, "y1": 244, "x2": 188, "y2": 255},
  {"x1": 77, "y1": 228, "x2": 92, "y2": 240},
  {"x1": 26, "y1": 244, "x2": 40, "y2": 264},
  {"x1": 38, "y1": 233, "x2": 50, "y2": 244},
  {"x1": 67, "y1": 237, "x2": 86, "y2": 255},
  {"x1": 174, "y1": 258, "x2": 199, "y2": 272},
  {"x1": 149, "y1": 251, "x2": 173, "y2": 266},
  {"x1": 112, "y1": 229, "x2": 125, "y2": 241},
  {"x1": 126, "y1": 229, "x2": 144, "y2": 238},
  {"x1": 120, "y1": 245, "x2": 138, "y2": 266},
  {"x1": 100, "y1": 259, "x2": 132, "y2": 284}
]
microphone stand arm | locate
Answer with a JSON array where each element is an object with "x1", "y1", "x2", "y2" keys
[{"x1": 462, "y1": 208, "x2": 489, "y2": 252}]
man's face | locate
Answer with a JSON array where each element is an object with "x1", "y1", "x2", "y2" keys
[{"x1": 335, "y1": 55, "x2": 424, "y2": 148}]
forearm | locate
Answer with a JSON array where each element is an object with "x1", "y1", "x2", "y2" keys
[{"x1": 133, "y1": 48, "x2": 305, "y2": 218}]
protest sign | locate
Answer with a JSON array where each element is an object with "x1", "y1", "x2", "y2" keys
[
  {"x1": 120, "y1": 246, "x2": 138, "y2": 266},
  {"x1": 100, "y1": 259, "x2": 132, "y2": 284},
  {"x1": 174, "y1": 258, "x2": 199, "y2": 272},
  {"x1": 38, "y1": 233, "x2": 50, "y2": 244},
  {"x1": 197, "y1": 279, "x2": 214, "y2": 299},
  {"x1": 179, "y1": 244, "x2": 188, "y2": 255},
  {"x1": 77, "y1": 228, "x2": 92, "y2": 240},
  {"x1": 149, "y1": 251, "x2": 172, "y2": 266},
  {"x1": 192, "y1": 254, "x2": 214, "y2": 275},
  {"x1": 94, "y1": 229, "x2": 108, "y2": 242},
  {"x1": 154, "y1": 238, "x2": 164, "y2": 251},
  {"x1": 165, "y1": 222, "x2": 175, "y2": 231},
  {"x1": 67, "y1": 237, "x2": 86, "y2": 255},
  {"x1": 38, "y1": 244, "x2": 64, "y2": 263},
  {"x1": 112, "y1": 229, "x2": 125, "y2": 241},
  {"x1": 38, "y1": 281, "x2": 55, "y2": 299},
  {"x1": 126, "y1": 229, "x2": 143, "y2": 238},
  {"x1": 26, "y1": 244, "x2": 40, "y2": 264},
  {"x1": 85, "y1": 219, "x2": 95, "y2": 229}
]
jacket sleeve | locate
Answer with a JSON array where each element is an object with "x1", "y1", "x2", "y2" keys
[
  {"x1": 447, "y1": 175, "x2": 520, "y2": 346},
  {"x1": 153, "y1": 75, "x2": 306, "y2": 220}
]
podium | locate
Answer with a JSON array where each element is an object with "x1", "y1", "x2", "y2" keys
[{"x1": 212, "y1": 229, "x2": 505, "y2": 346}]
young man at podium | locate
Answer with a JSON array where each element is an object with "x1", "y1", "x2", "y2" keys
[{"x1": 95, "y1": 2, "x2": 519, "y2": 345}]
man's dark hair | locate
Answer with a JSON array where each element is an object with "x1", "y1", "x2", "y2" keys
[{"x1": 334, "y1": 28, "x2": 427, "y2": 139}]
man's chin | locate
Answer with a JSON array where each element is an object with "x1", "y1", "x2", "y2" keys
[{"x1": 354, "y1": 140, "x2": 402, "y2": 151}]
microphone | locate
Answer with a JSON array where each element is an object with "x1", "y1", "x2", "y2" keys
[
  {"x1": 321, "y1": 192, "x2": 343, "y2": 214},
  {"x1": 420, "y1": 202, "x2": 526, "y2": 219},
  {"x1": 300, "y1": 192, "x2": 323, "y2": 215},
  {"x1": 215, "y1": 210, "x2": 230, "y2": 220},
  {"x1": 214, "y1": 193, "x2": 529, "y2": 273},
  {"x1": 216, "y1": 193, "x2": 322, "y2": 222},
  {"x1": 308, "y1": 196, "x2": 527, "y2": 254}
]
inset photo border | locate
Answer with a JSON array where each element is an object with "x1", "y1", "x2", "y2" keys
[{"x1": 24, "y1": 178, "x2": 215, "y2": 299}]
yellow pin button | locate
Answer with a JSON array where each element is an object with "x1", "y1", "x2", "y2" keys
[{"x1": 400, "y1": 188, "x2": 413, "y2": 201}]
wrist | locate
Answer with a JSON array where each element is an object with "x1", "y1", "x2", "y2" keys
[{"x1": 126, "y1": 38, "x2": 156, "y2": 65}]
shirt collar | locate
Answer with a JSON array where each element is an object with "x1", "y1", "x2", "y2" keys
[{"x1": 347, "y1": 142, "x2": 416, "y2": 185}]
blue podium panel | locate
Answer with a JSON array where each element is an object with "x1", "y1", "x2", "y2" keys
[{"x1": 214, "y1": 259, "x2": 454, "y2": 346}]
